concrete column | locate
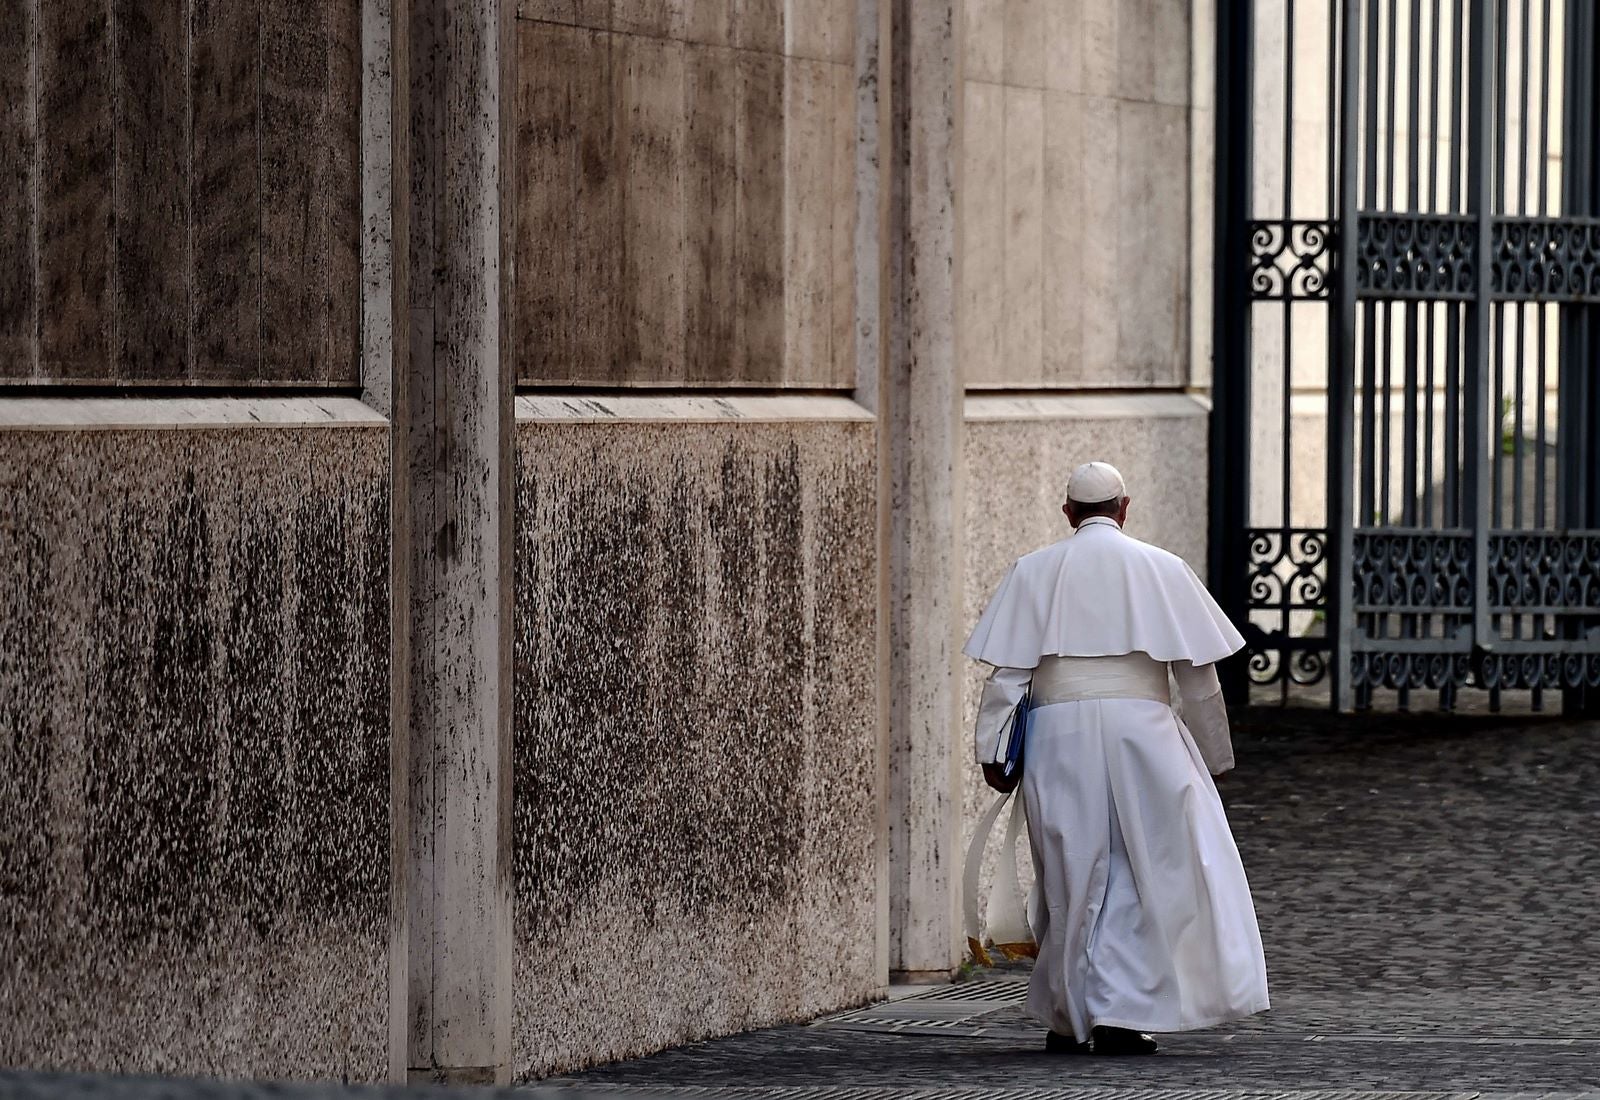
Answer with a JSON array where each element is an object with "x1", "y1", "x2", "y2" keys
[
  {"x1": 393, "y1": 0, "x2": 515, "y2": 1085},
  {"x1": 884, "y1": 0, "x2": 965, "y2": 980},
  {"x1": 358, "y1": 0, "x2": 413, "y2": 1082}
]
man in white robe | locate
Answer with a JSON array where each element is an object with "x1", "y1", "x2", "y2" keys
[{"x1": 967, "y1": 461, "x2": 1269, "y2": 1056}]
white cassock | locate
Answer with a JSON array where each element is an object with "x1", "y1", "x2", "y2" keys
[{"x1": 967, "y1": 515, "x2": 1269, "y2": 1042}]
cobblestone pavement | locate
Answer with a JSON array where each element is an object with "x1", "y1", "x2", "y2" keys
[
  {"x1": 6, "y1": 709, "x2": 1600, "y2": 1100},
  {"x1": 550, "y1": 709, "x2": 1600, "y2": 1099}
]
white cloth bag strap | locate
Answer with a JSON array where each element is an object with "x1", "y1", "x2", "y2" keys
[
  {"x1": 986, "y1": 792, "x2": 1035, "y2": 955},
  {"x1": 962, "y1": 792, "x2": 1012, "y2": 965}
]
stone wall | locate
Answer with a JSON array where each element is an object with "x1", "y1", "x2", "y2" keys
[
  {"x1": 0, "y1": 402, "x2": 390, "y2": 1078},
  {"x1": 0, "y1": 2, "x2": 363, "y2": 385},
  {"x1": 0, "y1": 0, "x2": 1223, "y2": 1079},
  {"x1": 0, "y1": 395, "x2": 886, "y2": 1082},
  {"x1": 509, "y1": 397, "x2": 881, "y2": 1078},
  {"x1": 960, "y1": 0, "x2": 1195, "y2": 388},
  {"x1": 513, "y1": 5, "x2": 859, "y2": 388}
]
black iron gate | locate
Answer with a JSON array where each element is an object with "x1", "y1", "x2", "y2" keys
[{"x1": 1211, "y1": 0, "x2": 1600, "y2": 712}]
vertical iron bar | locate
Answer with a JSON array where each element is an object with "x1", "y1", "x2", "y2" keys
[
  {"x1": 1446, "y1": 301, "x2": 1461, "y2": 520},
  {"x1": 1404, "y1": 0, "x2": 1422, "y2": 532},
  {"x1": 1429, "y1": 0, "x2": 1442, "y2": 213},
  {"x1": 1561, "y1": 0, "x2": 1599, "y2": 716},
  {"x1": 1574, "y1": 6, "x2": 1597, "y2": 532},
  {"x1": 1362, "y1": 0, "x2": 1382, "y2": 531},
  {"x1": 1424, "y1": 0, "x2": 1442, "y2": 530},
  {"x1": 1331, "y1": 0, "x2": 1344, "y2": 703},
  {"x1": 1445, "y1": 0, "x2": 1464, "y2": 526},
  {"x1": 1536, "y1": 299, "x2": 1547, "y2": 529},
  {"x1": 1535, "y1": 0, "x2": 1549, "y2": 530},
  {"x1": 1382, "y1": 306, "x2": 1393, "y2": 524},
  {"x1": 1333, "y1": 0, "x2": 1365, "y2": 712},
  {"x1": 1491, "y1": 0, "x2": 1509, "y2": 546},
  {"x1": 1493, "y1": 306, "x2": 1504, "y2": 529},
  {"x1": 1282, "y1": 0, "x2": 1296, "y2": 708},
  {"x1": 1513, "y1": 0, "x2": 1530, "y2": 534},
  {"x1": 1496, "y1": 0, "x2": 1509, "y2": 210},
  {"x1": 1387, "y1": 0, "x2": 1400, "y2": 210},
  {"x1": 1283, "y1": 0, "x2": 1296, "y2": 536},
  {"x1": 1558, "y1": 0, "x2": 1581, "y2": 532},
  {"x1": 1210, "y1": 0, "x2": 1255, "y2": 705},
  {"x1": 1382, "y1": 0, "x2": 1397, "y2": 531},
  {"x1": 1424, "y1": 310, "x2": 1436, "y2": 522},
  {"x1": 1330, "y1": 0, "x2": 1342, "y2": 220},
  {"x1": 1517, "y1": 0, "x2": 1531, "y2": 217},
  {"x1": 1466, "y1": 0, "x2": 1494, "y2": 682},
  {"x1": 1514, "y1": 310, "x2": 1525, "y2": 527}
]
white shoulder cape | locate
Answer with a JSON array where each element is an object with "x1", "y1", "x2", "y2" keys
[{"x1": 964, "y1": 518, "x2": 1245, "y2": 669}]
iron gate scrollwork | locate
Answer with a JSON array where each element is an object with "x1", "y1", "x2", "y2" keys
[{"x1": 1211, "y1": 0, "x2": 1600, "y2": 712}]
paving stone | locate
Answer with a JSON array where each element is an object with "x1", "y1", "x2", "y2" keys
[{"x1": 558, "y1": 710, "x2": 1600, "y2": 1098}]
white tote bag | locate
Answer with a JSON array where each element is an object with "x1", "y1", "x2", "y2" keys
[{"x1": 962, "y1": 791, "x2": 1038, "y2": 965}]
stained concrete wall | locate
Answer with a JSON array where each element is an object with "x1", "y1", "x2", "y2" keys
[
  {"x1": 513, "y1": 4, "x2": 859, "y2": 388},
  {"x1": 0, "y1": 1, "x2": 364, "y2": 386},
  {"x1": 0, "y1": 393, "x2": 886, "y2": 1081},
  {"x1": 509, "y1": 396, "x2": 881, "y2": 1077},
  {"x1": 960, "y1": 0, "x2": 1195, "y2": 388},
  {"x1": 0, "y1": 402, "x2": 390, "y2": 1078},
  {"x1": 0, "y1": 0, "x2": 1227, "y2": 1076}
]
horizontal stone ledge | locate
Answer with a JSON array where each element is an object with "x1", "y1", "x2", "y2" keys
[
  {"x1": 515, "y1": 394, "x2": 876, "y2": 424},
  {"x1": 0, "y1": 396, "x2": 387, "y2": 431},
  {"x1": 964, "y1": 391, "x2": 1213, "y2": 422}
]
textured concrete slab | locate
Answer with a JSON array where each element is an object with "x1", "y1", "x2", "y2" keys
[
  {"x1": 510, "y1": 416, "x2": 881, "y2": 1078},
  {"x1": 511, "y1": 14, "x2": 859, "y2": 389},
  {"x1": 0, "y1": 424, "x2": 390, "y2": 1080},
  {"x1": 0, "y1": 396, "x2": 387, "y2": 430},
  {"x1": 5, "y1": 1, "x2": 363, "y2": 386},
  {"x1": 961, "y1": 0, "x2": 1194, "y2": 389},
  {"x1": 882, "y1": 0, "x2": 966, "y2": 982},
  {"x1": 515, "y1": 394, "x2": 874, "y2": 423}
]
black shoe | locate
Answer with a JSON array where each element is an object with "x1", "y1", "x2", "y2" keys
[
  {"x1": 1044, "y1": 1030, "x2": 1092, "y2": 1054},
  {"x1": 1091, "y1": 1025, "x2": 1159, "y2": 1055}
]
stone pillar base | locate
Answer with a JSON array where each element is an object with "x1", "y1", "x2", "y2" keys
[
  {"x1": 889, "y1": 966, "x2": 961, "y2": 985},
  {"x1": 408, "y1": 1065, "x2": 511, "y2": 1087}
]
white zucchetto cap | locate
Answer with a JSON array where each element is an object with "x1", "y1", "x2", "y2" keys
[{"x1": 1066, "y1": 460, "x2": 1127, "y2": 504}]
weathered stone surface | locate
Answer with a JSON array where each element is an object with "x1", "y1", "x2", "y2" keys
[
  {"x1": 192, "y1": 0, "x2": 264, "y2": 380},
  {"x1": 260, "y1": 0, "x2": 363, "y2": 382},
  {"x1": 510, "y1": 407, "x2": 880, "y2": 1078},
  {"x1": 510, "y1": 12, "x2": 857, "y2": 388},
  {"x1": 881, "y1": 0, "x2": 966, "y2": 982},
  {"x1": 0, "y1": 0, "x2": 35, "y2": 373},
  {"x1": 398, "y1": 0, "x2": 517, "y2": 1081},
  {"x1": 2, "y1": 0, "x2": 364, "y2": 385},
  {"x1": 0, "y1": 419, "x2": 390, "y2": 1079},
  {"x1": 112, "y1": 0, "x2": 189, "y2": 379},
  {"x1": 13, "y1": 707, "x2": 1600, "y2": 1095},
  {"x1": 35, "y1": 1, "x2": 113, "y2": 379},
  {"x1": 962, "y1": 0, "x2": 1193, "y2": 388}
]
